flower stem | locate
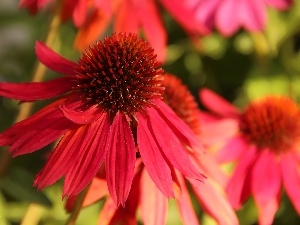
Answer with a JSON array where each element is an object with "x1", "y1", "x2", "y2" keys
[
  {"x1": 20, "y1": 203, "x2": 45, "y2": 225},
  {"x1": 65, "y1": 184, "x2": 91, "y2": 225}
]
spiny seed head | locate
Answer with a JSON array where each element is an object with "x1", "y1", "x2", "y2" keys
[
  {"x1": 74, "y1": 33, "x2": 164, "y2": 116},
  {"x1": 163, "y1": 73, "x2": 201, "y2": 135},
  {"x1": 239, "y1": 96, "x2": 300, "y2": 153}
]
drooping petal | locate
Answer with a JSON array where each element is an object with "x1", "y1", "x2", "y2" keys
[
  {"x1": 34, "y1": 127, "x2": 87, "y2": 189},
  {"x1": 140, "y1": 169, "x2": 168, "y2": 225},
  {"x1": 35, "y1": 41, "x2": 77, "y2": 76},
  {"x1": 137, "y1": 0, "x2": 167, "y2": 61},
  {"x1": 72, "y1": 0, "x2": 88, "y2": 27},
  {"x1": 114, "y1": 0, "x2": 139, "y2": 35},
  {"x1": 264, "y1": 0, "x2": 292, "y2": 10},
  {"x1": 60, "y1": 96, "x2": 104, "y2": 124},
  {"x1": 0, "y1": 99, "x2": 74, "y2": 156},
  {"x1": 189, "y1": 152, "x2": 228, "y2": 188},
  {"x1": 215, "y1": 0, "x2": 241, "y2": 36},
  {"x1": 257, "y1": 193, "x2": 281, "y2": 225},
  {"x1": 65, "y1": 177, "x2": 108, "y2": 212},
  {"x1": 98, "y1": 165, "x2": 142, "y2": 225},
  {"x1": 251, "y1": 150, "x2": 281, "y2": 206},
  {"x1": 216, "y1": 136, "x2": 248, "y2": 163},
  {"x1": 0, "y1": 77, "x2": 73, "y2": 101},
  {"x1": 106, "y1": 113, "x2": 136, "y2": 206},
  {"x1": 19, "y1": 0, "x2": 38, "y2": 13},
  {"x1": 190, "y1": 178, "x2": 239, "y2": 225},
  {"x1": 193, "y1": 0, "x2": 219, "y2": 29},
  {"x1": 281, "y1": 152, "x2": 300, "y2": 214},
  {"x1": 63, "y1": 113, "x2": 110, "y2": 197},
  {"x1": 200, "y1": 118, "x2": 239, "y2": 146},
  {"x1": 146, "y1": 107, "x2": 205, "y2": 181},
  {"x1": 74, "y1": 10, "x2": 111, "y2": 51},
  {"x1": 239, "y1": 0, "x2": 266, "y2": 32},
  {"x1": 175, "y1": 173, "x2": 200, "y2": 225},
  {"x1": 136, "y1": 112, "x2": 174, "y2": 198},
  {"x1": 154, "y1": 100, "x2": 204, "y2": 152},
  {"x1": 227, "y1": 146, "x2": 257, "y2": 209},
  {"x1": 199, "y1": 88, "x2": 240, "y2": 118}
]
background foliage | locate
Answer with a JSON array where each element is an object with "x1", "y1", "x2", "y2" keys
[{"x1": 1, "y1": 0, "x2": 300, "y2": 224}]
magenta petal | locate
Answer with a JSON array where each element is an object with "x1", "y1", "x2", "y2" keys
[
  {"x1": 199, "y1": 88, "x2": 240, "y2": 118},
  {"x1": 60, "y1": 97, "x2": 104, "y2": 124},
  {"x1": 0, "y1": 77, "x2": 73, "y2": 101},
  {"x1": 140, "y1": 169, "x2": 168, "y2": 225},
  {"x1": 257, "y1": 193, "x2": 280, "y2": 225},
  {"x1": 251, "y1": 150, "x2": 281, "y2": 205},
  {"x1": 154, "y1": 100, "x2": 204, "y2": 152},
  {"x1": 35, "y1": 41, "x2": 77, "y2": 76},
  {"x1": 216, "y1": 0, "x2": 241, "y2": 36},
  {"x1": 175, "y1": 174, "x2": 200, "y2": 225},
  {"x1": 137, "y1": 112, "x2": 174, "y2": 198},
  {"x1": 191, "y1": 179, "x2": 239, "y2": 225},
  {"x1": 264, "y1": 0, "x2": 292, "y2": 10},
  {"x1": 216, "y1": 136, "x2": 248, "y2": 163},
  {"x1": 34, "y1": 128, "x2": 87, "y2": 189},
  {"x1": 240, "y1": 0, "x2": 266, "y2": 31},
  {"x1": 105, "y1": 113, "x2": 136, "y2": 206},
  {"x1": 227, "y1": 146, "x2": 257, "y2": 209},
  {"x1": 146, "y1": 107, "x2": 205, "y2": 181},
  {"x1": 63, "y1": 113, "x2": 110, "y2": 197},
  {"x1": 281, "y1": 153, "x2": 300, "y2": 214}
]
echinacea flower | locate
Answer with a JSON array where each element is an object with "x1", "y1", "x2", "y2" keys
[
  {"x1": 0, "y1": 33, "x2": 205, "y2": 206},
  {"x1": 66, "y1": 74, "x2": 238, "y2": 225},
  {"x1": 200, "y1": 88, "x2": 300, "y2": 225},
  {"x1": 181, "y1": 0, "x2": 292, "y2": 36}
]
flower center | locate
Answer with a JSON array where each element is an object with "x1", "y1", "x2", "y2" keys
[
  {"x1": 239, "y1": 96, "x2": 300, "y2": 153},
  {"x1": 163, "y1": 73, "x2": 201, "y2": 135},
  {"x1": 74, "y1": 33, "x2": 164, "y2": 115}
]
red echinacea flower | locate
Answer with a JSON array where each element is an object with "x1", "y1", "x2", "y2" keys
[
  {"x1": 200, "y1": 88, "x2": 300, "y2": 225},
  {"x1": 66, "y1": 74, "x2": 238, "y2": 225},
  {"x1": 0, "y1": 33, "x2": 205, "y2": 206}
]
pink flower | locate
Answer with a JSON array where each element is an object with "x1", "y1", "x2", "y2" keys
[
  {"x1": 0, "y1": 33, "x2": 205, "y2": 206},
  {"x1": 66, "y1": 74, "x2": 238, "y2": 225},
  {"x1": 200, "y1": 88, "x2": 300, "y2": 225},
  {"x1": 183, "y1": 0, "x2": 292, "y2": 36}
]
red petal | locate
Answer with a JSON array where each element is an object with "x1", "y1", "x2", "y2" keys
[
  {"x1": 137, "y1": 112, "x2": 174, "y2": 198},
  {"x1": 106, "y1": 113, "x2": 136, "y2": 206},
  {"x1": 35, "y1": 41, "x2": 77, "y2": 76},
  {"x1": 60, "y1": 96, "x2": 104, "y2": 124},
  {"x1": 146, "y1": 107, "x2": 205, "y2": 181},
  {"x1": 19, "y1": 0, "x2": 38, "y2": 13},
  {"x1": 140, "y1": 169, "x2": 167, "y2": 225},
  {"x1": 34, "y1": 127, "x2": 86, "y2": 189},
  {"x1": 72, "y1": 0, "x2": 88, "y2": 27},
  {"x1": 65, "y1": 177, "x2": 108, "y2": 212},
  {"x1": 63, "y1": 113, "x2": 110, "y2": 197},
  {"x1": 199, "y1": 88, "x2": 240, "y2": 118},
  {"x1": 137, "y1": 0, "x2": 167, "y2": 61},
  {"x1": 281, "y1": 153, "x2": 300, "y2": 214},
  {"x1": 251, "y1": 150, "x2": 281, "y2": 205},
  {"x1": 175, "y1": 174, "x2": 199, "y2": 225},
  {"x1": 226, "y1": 146, "x2": 257, "y2": 209},
  {"x1": 154, "y1": 100, "x2": 204, "y2": 152},
  {"x1": 216, "y1": 136, "x2": 248, "y2": 163},
  {"x1": 191, "y1": 178, "x2": 239, "y2": 225},
  {"x1": 0, "y1": 99, "x2": 74, "y2": 156},
  {"x1": 0, "y1": 77, "x2": 73, "y2": 101}
]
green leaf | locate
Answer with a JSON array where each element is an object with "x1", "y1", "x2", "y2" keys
[{"x1": 0, "y1": 167, "x2": 52, "y2": 207}]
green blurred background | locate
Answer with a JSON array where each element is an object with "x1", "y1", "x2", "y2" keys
[{"x1": 1, "y1": 0, "x2": 300, "y2": 224}]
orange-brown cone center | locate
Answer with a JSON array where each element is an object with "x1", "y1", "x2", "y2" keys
[
  {"x1": 74, "y1": 33, "x2": 164, "y2": 115},
  {"x1": 163, "y1": 73, "x2": 201, "y2": 135},
  {"x1": 239, "y1": 96, "x2": 300, "y2": 153}
]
